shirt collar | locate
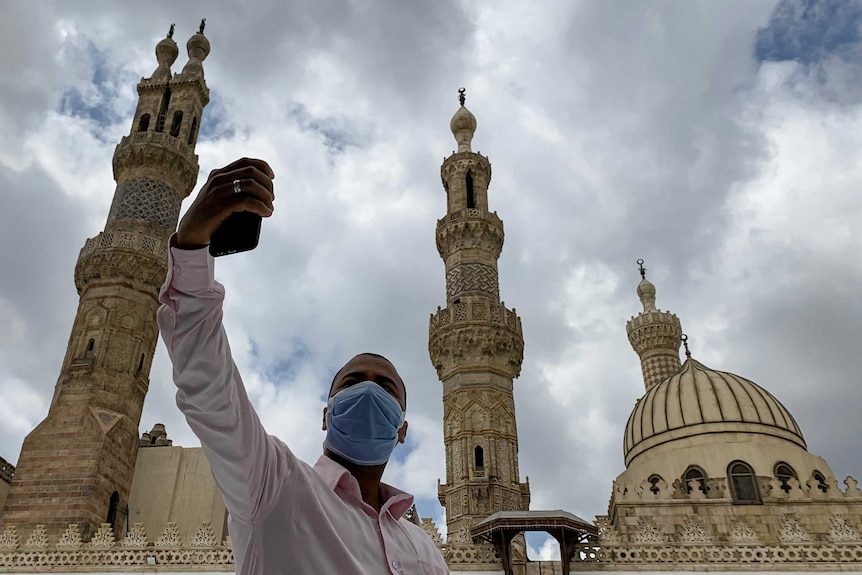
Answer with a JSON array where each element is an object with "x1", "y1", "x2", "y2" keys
[{"x1": 313, "y1": 454, "x2": 415, "y2": 519}]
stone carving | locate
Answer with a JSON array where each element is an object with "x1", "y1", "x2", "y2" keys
[
  {"x1": 89, "y1": 523, "x2": 116, "y2": 549},
  {"x1": 728, "y1": 519, "x2": 758, "y2": 543},
  {"x1": 829, "y1": 515, "x2": 859, "y2": 542},
  {"x1": 421, "y1": 518, "x2": 443, "y2": 546},
  {"x1": 155, "y1": 522, "x2": 182, "y2": 547},
  {"x1": 113, "y1": 135, "x2": 200, "y2": 197},
  {"x1": 191, "y1": 521, "x2": 219, "y2": 547},
  {"x1": 0, "y1": 525, "x2": 19, "y2": 550},
  {"x1": 846, "y1": 476, "x2": 862, "y2": 498},
  {"x1": 224, "y1": 535, "x2": 233, "y2": 549},
  {"x1": 57, "y1": 523, "x2": 83, "y2": 549},
  {"x1": 76, "y1": 250, "x2": 169, "y2": 294},
  {"x1": 24, "y1": 525, "x2": 48, "y2": 550},
  {"x1": 429, "y1": 325, "x2": 524, "y2": 379},
  {"x1": 639, "y1": 352, "x2": 681, "y2": 390},
  {"x1": 596, "y1": 515, "x2": 621, "y2": 545},
  {"x1": 446, "y1": 263, "x2": 500, "y2": 301},
  {"x1": 679, "y1": 516, "x2": 711, "y2": 543},
  {"x1": 436, "y1": 219, "x2": 504, "y2": 260},
  {"x1": 778, "y1": 516, "x2": 811, "y2": 542},
  {"x1": 106, "y1": 177, "x2": 181, "y2": 232},
  {"x1": 120, "y1": 522, "x2": 149, "y2": 547},
  {"x1": 90, "y1": 406, "x2": 123, "y2": 434},
  {"x1": 633, "y1": 517, "x2": 663, "y2": 543},
  {"x1": 452, "y1": 525, "x2": 473, "y2": 544}
]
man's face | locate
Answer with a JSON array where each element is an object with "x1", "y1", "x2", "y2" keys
[{"x1": 323, "y1": 353, "x2": 409, "y2": 445}]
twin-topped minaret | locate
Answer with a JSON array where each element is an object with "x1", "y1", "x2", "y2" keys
[
  {"x1": 1, "y1": 24, "x2": 210, "y2": 539},
  {"x1": 428, "y1": 90, "x2": 530, "y2": 542}
]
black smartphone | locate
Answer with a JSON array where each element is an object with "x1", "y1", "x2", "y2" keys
[{"x1": 209, "y1": 211, "x2": 262, "y2": 257}]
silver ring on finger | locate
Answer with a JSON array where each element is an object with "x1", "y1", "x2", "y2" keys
[{"x1": 232, "y1": 179, "x2": 242, "y2": 194}]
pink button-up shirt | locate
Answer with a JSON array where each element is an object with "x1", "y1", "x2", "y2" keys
[{"x1": 157, "y1": 244, "x2": 448, "y2": 575}]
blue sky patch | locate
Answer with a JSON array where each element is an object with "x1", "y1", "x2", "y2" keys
[{"x1": 755, "y1": 0, "x2": 862, "y2": 64}]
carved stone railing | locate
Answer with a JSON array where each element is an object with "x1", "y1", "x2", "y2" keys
[
  {"x1": 119, "y1": 131, "x2": 192, "y2": 159},
  {"x1": 0, "y1": 455, "x2": 14, "y2": 483},
  {"x1": 437, "y1": 208, "x2": 502, "y2": 228},
  {"x1": 429, "y1": 301, "x2": 521, "y2": 334},
  {"x1": 0, "y1": 522, "x2": 234, "y2": 570},
  {"x1": 79, "y1": 230, "x2": 169, "y2": 263},
  {"x1": 569, "y1": 542, "x2": 862, "y2": 568}
]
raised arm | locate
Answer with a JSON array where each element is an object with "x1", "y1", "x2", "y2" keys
[{"x1": 156, "y1": 158, "x2": 278, "y2": 522}]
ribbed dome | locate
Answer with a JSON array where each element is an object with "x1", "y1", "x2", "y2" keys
[{"x1": 624, "y1": 358, "x2": 805, "y2": 466}]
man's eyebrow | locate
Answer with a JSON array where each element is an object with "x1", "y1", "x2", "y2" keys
[{"x1": 339, "y1": 371, "x2": 395, "y2": 384}]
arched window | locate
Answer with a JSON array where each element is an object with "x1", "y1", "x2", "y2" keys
[
  {"x1": 187, "y1": 116, "x2": 198, "y2": 145},
  {"x1": 474, "y1": 445, "x2": 484, "y2": 472},
  {"x1": 683, "y1": 466, "x2": 708, "y2": 494},
  {"x1": 729, "y1": 461, "x2": 760, "y2": 503},
  {"x1": 774, "y1": 462, "x2": 796, "y2": 494},
  {"x1": 648, "y1": 474, "x2": 663, "y2": 495},
  {"x1": 85, "y1": 338, "x2": 95, "y2": 358},
  {"x1": 106, "y1": 491, "x2": 120, "y2": 529},
  {"x1": 169, "y1": 110, "x2": 183, "y2": 138},
  {"x1": 466, "y1": 170, "x2": 475, "y2": 209},
  {"x1": 137, "y1": 114, "x2": 150, "y2": 132},
  {"x1": 137, "y1": 354, "x2": 145, "y2": 375},
  {"x1": 155, "y1": 87, "x2": 172, "y2": 132},
  {"x1": 813, "y1": 470, "x2": 829, "y2": 493}
]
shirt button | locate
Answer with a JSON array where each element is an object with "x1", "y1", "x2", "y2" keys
[
  {"x1": 173, "y1": 266, "x2": 180, "y2": 275},
  {"x1": 391, "y1": 560, "x2": 401, "y2": 570}
]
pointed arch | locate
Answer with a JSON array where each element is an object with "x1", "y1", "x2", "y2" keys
[
  {"x1": 466, "y1": 170, "x2": 475, "y2": 209},
  {"x1": 728, "y1": 460, "x2": 760, "y2": 503},
  {"x1": 170, "y1": 110, "x2": 183, "y2": 138},
  {"x1": 137, "y1": 114, "x2": 150, "y2": 132},
  {"x1": 682, "y1": 465, "x2": 707, "y2": 494},
  {"x1": 155, "y1": 86, "x2": 172, "y2": 132},
  {"x1": 188, "y1": 116, "x2": 198, "y2": 145}
]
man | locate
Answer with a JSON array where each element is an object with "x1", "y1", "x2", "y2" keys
[{"x1": 157, "y1": 158, "x2": 449, "y2": 574}]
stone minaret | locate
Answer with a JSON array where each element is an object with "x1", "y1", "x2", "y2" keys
[
  {"x1": 1, "y1": 24, "x2": 210, "y2": 538},
  {"x1": 625, "y1": 260, "x2": 683, "y2": 390},
  {"x1": 428, "y1": 90, "x2": 530, "y2": 543}
]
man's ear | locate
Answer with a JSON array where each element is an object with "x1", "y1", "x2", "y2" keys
[
  {"x1": 322, "y1": 406, "x2": 328, "y2": 431},
  {"x1": 398, "y1": 420, "x2": 408, "y2": 444}
]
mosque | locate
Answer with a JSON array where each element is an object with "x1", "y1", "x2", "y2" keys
[{"x1": 0, "y1": 25, "x2": 860, "y2": 575}]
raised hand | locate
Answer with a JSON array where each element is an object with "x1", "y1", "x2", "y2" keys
[{"x1": 176, "y1": 157, "x2": 275, "y2": 250}]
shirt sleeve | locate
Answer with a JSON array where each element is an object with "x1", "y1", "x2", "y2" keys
[{"x1": 156, "y1": 238, "x2": 292, "y2": 523}]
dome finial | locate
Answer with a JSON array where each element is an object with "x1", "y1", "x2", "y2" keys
[
  {"x1": 681, "y1": 334, "x2": 692, "y2": 358},
  {"x1": 450, "y1": 88, "x2": 476, "y2": 153},
  {"x1": 181, "y1": 20, "x2": 211, "y2": 77},
  {"x1": 635, "y1": 259, "x2": 657, "y2": 312},
  {"x1": 152, "y1": 25, "x2": 179, "y2": 81}
]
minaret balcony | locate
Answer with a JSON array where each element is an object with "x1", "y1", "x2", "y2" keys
[
  {"x1": 437, "y1": 207, "x2": 501, "y2": 229},
  {"x1": 430, "y1": 300, "x2": 521, "y2": 334},
  {"x1": 118, "y1": 131, "x2": 195, "y2": 161},
  {"x1": 436, "y1": 208, "x2": 505, "y2": 260},
  {"x1": 428, "y1": 301, "x2": 524, "y2": 380},
  {"x1": 75, "y1": 231, "x2": 170, "y2": 295}
]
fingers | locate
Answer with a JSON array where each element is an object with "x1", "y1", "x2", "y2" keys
[
  {"x1": 210, "y1": 165, "x2": 275, "y2": 202},
  {"x1": 210, "y1": 157, "x2": 275, "y2": 182}
]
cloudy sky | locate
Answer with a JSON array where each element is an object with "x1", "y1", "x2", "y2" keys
[{"x1": 2, "y1": 0, "x2": 861, "y2": 560}]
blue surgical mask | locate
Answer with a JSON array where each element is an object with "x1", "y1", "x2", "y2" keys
[{"x1": 324, "y1": 381, "x2": 406, "y2": 466}]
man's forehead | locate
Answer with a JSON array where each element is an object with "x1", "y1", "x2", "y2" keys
[{"x1": 338, "y1": 354, "x2": 400, "y2": 379}]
